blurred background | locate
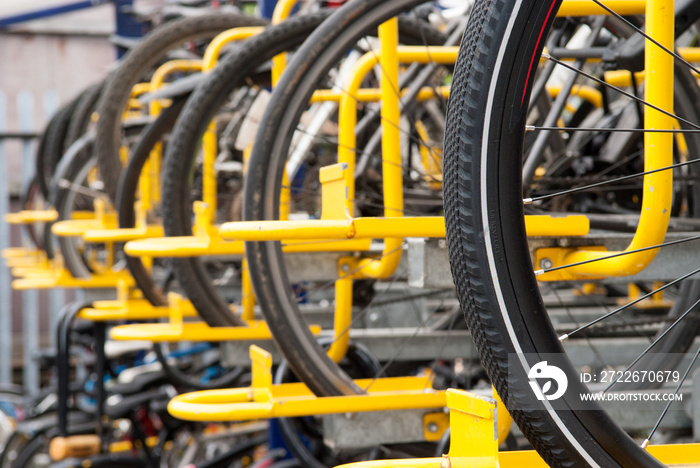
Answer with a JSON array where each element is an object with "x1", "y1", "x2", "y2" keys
[{"x1": 0, "y1": 0, "x2": 158, "y2": 385}]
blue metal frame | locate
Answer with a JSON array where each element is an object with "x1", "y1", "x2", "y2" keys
[
  {"x1": 258, "y1": 0, "x2": 278, "y2": 19},
  {"x1": 0, "y1": 0, "x2": 111, "y2": 29},
  {"x1": 113, "y1": 0, "x2": 147, "y2": 58}
]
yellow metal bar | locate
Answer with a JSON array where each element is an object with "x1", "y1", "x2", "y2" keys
[
  {"x1": 202, "y1": 27, "x2": 265, "y2": 71},
  {"x1": 12, "y1": 270, "x2": 134, "y2": 290},
  {"x1": 2, "y1": 247, "x2": 41, "y2": 259},
  {"x1": 130, "y1": 83, "x2": 150, "y2": 99},
  {"x1": 493, "y1": 389, "x2": 512, "y2": 445},
  {"x1": 319, "y1": 163, "x2": 351, "y2": 220},
  {"x1": 335, "y1": 43, "x2": 459, "y2": 280},
  {"x1": 4, "y1": 209, "x2": 58, "y2": 224},
  {"x1": 326, "y1": 273, "x2": 352, "y2": 363},
  {"x1": 557, "y1": 0, "x2": 645, "y2": 16},
  {"x1": 310, "y1": 86, "x2": 450, "y2": 104},
  {"x1": 602, "y1": 69, "x2": 645, "y2": 87},
  {"x1": 555, "y1": 0, "x2": 674, "y2": 278},
  {"x1": 139, "y1": 151, "x2": 154, "y2": 212},
  {"x1": 220, "y1": 215, "x2": 589, "y2": 241},
  {"x1": 149, "y1": 59, "x2": 202, "y2": 115},
  {"x1": 83, "y1": 225, "x2": 163, "y2": 243},
  {"x1": 677, "y1": 46, "x2": 700, "y2": 63},
  {"x1": 241, "y1": 259, "x2": 255, "y2": 321},
  {"x1": 52, "y1": 219, "x2": 112, "y2": 237},
  {"x1": 446, "y1": 390, "x2": 498, "y2": 464},
  {"x1": 125, "y1": 236, "x2": 244, "y2": 257},
  {"x1": 271, "y1": 0, "x2": 298, "y2": 24},
  {"x1": 547, "y1": 84, "x2": 603, "y2": 108},
  {"x1": 202, "y1": 123, "x2": 218, "y2": 218},
  {"x1": 223, "y1": 219, "x2": 354, "y2": 240},
  {"x1": 334, "y1": 443, "x2": 700, "y2": 467},
  {"x1": 108, "y1": 436, "x2": 159, "y2": 453},
  {"x1": 337, "y1": 46, "x2": 459, "y2": 217},
  {"x1": 124, "y1": 234, "x2": 371, "y2": 257},
  {"x1": 109, "y1": 320, "x2": 321, "y2": 342},
  {"x1": 355, "y1": 17, "x2": 403, "y2": 280},
  {"x1": 270, "y1": 0, "x2": 304, "y2": 82},
  {"x1": 80, "y1": 303, "x2": 173, "y2": 321},
  {"x1": 5, "y1": 255, "x2": 48, "y2": 270},
  {"x1": 168, "y1": 347, "x2": 445, "y2": 421}
]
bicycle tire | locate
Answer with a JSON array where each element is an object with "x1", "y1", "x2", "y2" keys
[
  {"x1": 65, "y1": 82, "x2": 103, "y2": 148},
  {"x1": 116, "y1": 97, "x2": 189, "y2": 307},
  {"x1": 162, "y1": 9, "x2": 446, "y2": 329},
  {"x1": 244, "y1": 0, "x2": 449, "y2": 397},
  {"x1": 37, "y1": 98, "x2": 79, "y2": 200},
  {"x1": 19, "y1": 176, "x2": 46, "y2": 252},
  {"x1": 51, "y1": 124, "x2": 143, "y2": 278},
  {"x1": 95, "y1": 13, "x2": 267, "y2": 203},
  {"x1": 275, "y1": 341, "x2": 382, "y2": 468},
  {"x1": 160, "y1": 11, "x2": 334, "y2": 327},
  {"x1": 50, "y1": 134, "x2": 98, "y2": 278},
  {"x1": 442, "y1": 0, "x2": 673, "y2": 466}
]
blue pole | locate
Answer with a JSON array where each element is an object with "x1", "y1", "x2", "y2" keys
[
  {"x1": 0, "y1": 0, "x2": 111, "y2": 29},
  {"x1": 258, "y1": 0, "x2": 278, "y2": 20},
  {"x1": 113, "y1": 0, "x2": 147, "y2": 58}
]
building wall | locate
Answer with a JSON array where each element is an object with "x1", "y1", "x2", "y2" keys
[
  {"x1": 0, "y1": 2, "x2": 117, "y2": 385},
  {"x1": 0, "y1": 2, "x2": 116, "y2": 193}
]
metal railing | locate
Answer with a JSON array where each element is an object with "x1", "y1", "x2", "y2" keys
[{"x1": 0, "y1": 89, "x2": 66, "y2": 392}]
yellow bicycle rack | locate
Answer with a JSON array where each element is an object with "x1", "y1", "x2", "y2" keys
[
  {"x1": 108, "y1": 292, "x2": 321, "y2": 342},
  {"x1": 166, "y1": 345, "x2": 513, "y2": 439}
]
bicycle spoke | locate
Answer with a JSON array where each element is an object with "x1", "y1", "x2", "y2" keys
[
  {"x1": 602, "y1": 296, "x2": 700, "y2": 392},
  {"x1": 535, "y1": 234, "x2": 700, "y2": 276},
  {"x1": 559, "y1": 265, "x2": 700, "y2": 341},
  {"x1": 590, "y1": 0, "x2": 700, "y2": 80},
  {"x1": 524, "y1": 158, "x2": 700, "y2": 204},
  {"x1": 542, "y1": 53, "x2": 700, "y2": 131},
  {"x1": 527, "y1": 125, "x2": 700, "y2": 134},
  {"x1": 641, "y1": 347, "x2": 700, "y2": 448}
]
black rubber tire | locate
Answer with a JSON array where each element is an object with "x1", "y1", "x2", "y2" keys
[
  {"x1": 19, "y1": 176, "x2": 45, "y2": 251},
  {"x1": 65, "y1": 82, "x2": 103, "y2": 148},
  {"x1": 162, "y1": 9, "x2": 446, "y2": 330},
  {"x1": 50, "y1": 124, "x2": 143, "y2": 278},
  {"x1": 244, "y1": 0, "x2": 447, "y2": 397},
  {"x1": 116, "y1": 97, "x2": 189, "y2": 306},
  {"x1": 95, "y1": 13, "x2": 268, "y2": 203},
  {"x1": 275, "y1": 341, "x2": 382, "y2": 468},
  {"x1": 442, "y1": 0, "x2": 665, "y2": 466},
  {"x1": 50, "y1": 134, "x2": 97, "y2": 278},
  {"x1": 34, "y1": 115, "x2": 53, "y2": 200},
  {"x1": 43, "y1": 133, "x2": 94, "y2": 262},
  {"x1": 37, "y1": 98, "x2": 79, "y2": 200},
  {"x1": 160, "y1": 11, "x2": 335, "y2": 328}
]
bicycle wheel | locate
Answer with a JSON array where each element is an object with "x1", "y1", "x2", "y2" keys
[
  {"x1": 116, "y1": 97, "x2": 189, "y2": 306},
  {"x1": 444, "y1": 0, "x2": 700, "y2": 465},
  {"x1": 51, "y1": 124, "x2": 143, "y2": 278},
  {"x1": 160, "y1": 11, "x2": 341, "y2": 327},
  {"x1": 95, "y1": 13, "x2": 267, "y2": 203},
  {"x1": 65, "y1": 82, "x2": 103, "y2": 149},
  {"x1": 245, "y1": 0, "x2": 454, "y2": 397},
  {"x1": 19, "y1": 176, "x2": 47, "y2": 252},
  {"x1": 36, "y1": 97, "x2": 80, "y2": 200}
]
